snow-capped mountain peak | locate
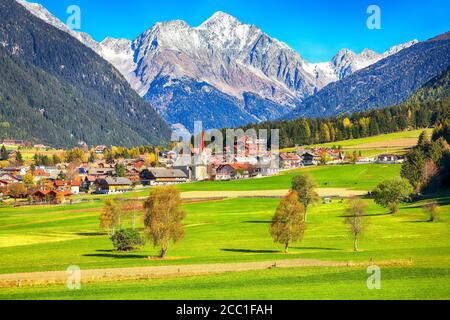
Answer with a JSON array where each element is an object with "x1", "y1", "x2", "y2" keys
[
  {"x1": 199, "y1": 11, "x2": 241, "y2": 28},
  {"x1": 16, "y1": 0, "x2": 424, "y2": 130},
  {"x1": 311, "y1": 41, "x2": 420, "y2": 81}
]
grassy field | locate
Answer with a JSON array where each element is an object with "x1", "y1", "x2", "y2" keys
[
  {"x1": 0, "y1": 162, "x2": 449, "y2": 299},
  {"x1": 2, "y1": 266, "x2": 449, "y2": 300},
  {"x1": 2, "y1": 145, "x2": 64, "y2": 164},
  {"x1": 281, "y1": 129, "x2": 431, "y2": 156},
  {"x1": 177, "y1": 164, "x2": 401, "y2": 192},
  {"x1": 69, "y1": 164, "x2": 401, "y2": 202}
]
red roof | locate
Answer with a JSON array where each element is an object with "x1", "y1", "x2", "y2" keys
[
  {"x1": 280, "y1": 153, "x2": 301, "y2": 161},
  {"x1": 70, "y1": 180, "x2": 81, "y2": 187},
  {"x1": 33, "y1": 189, "x2": 51, "y2": 196},
  {"x1": 34, "y1": 169, "x2": 49, "y2": 176},
  {"x1": 54, "y1": 180, "x2": 66, "y2": 187},
  {"x1": 228, "y1": 163, "x2": 254, "y2": 171}
]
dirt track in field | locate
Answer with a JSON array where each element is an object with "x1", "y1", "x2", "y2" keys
[
  {"x1": 180, "y1": 189, "x2": 367, "y2": 200},
  {"x1": 0, "y1": 259, "x2": 412, "y2": 288}
]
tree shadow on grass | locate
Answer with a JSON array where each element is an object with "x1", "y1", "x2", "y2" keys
[
  {"x1": 244, "y1": 221, "x2": 272, "y2": 224},
  {"x1": 290, "y1": 246, "x2": 343, "y2": 251},
  {"x1": 221, "y1": 248, "x2": 280, "y2": 254},
  {"x1": 83, "y1": 253, "x2": 148, "y2": 259},
  {"x1": 83, "y1": 250, "x2": 147, "y2": 259},
  {"x1": 340, "y1": 212, "x2": 392, "y2": 218},
  {"x1": 76, "y1": 232, "x2": 106, "y2": 237}
]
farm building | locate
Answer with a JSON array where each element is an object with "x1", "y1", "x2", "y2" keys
[
  {"x1": 376, "y1": 154, "x2": 404, "y2": 164},
  {"x1": 0, "y1": 173, "x2": 19, "y2": 183},
  {"x1": 139, "y1": 168, "x2": 188, "y2": 186},
  {"x1": 279, "y1": 153, "x2": 302, "y2": 169},
  {"x1": 31, "y1": 189, "x2": 72, "y2": 204},
  {"x1": 94, "y1": 177, "x2": 133, "y2": 194},
  {"x1": 298, "y1": 151, "x2": 317, "y2": 166},
  {"x1": 215, "y1": 164, "x2": 254, "y2": 181}
]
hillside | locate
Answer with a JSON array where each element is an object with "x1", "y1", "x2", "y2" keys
[
  {"x1": 0, "y1": 0, "x2": 171, "y2": 148},
  {"x1": 244, "y1": 66, "x2": 450, "y2": 148},
  {"x1": 287, "y1": 32, "x2": 450, "y2": 119},
  {"x1": 17, "y1": 2, "x2": 420, "y2": 131}
]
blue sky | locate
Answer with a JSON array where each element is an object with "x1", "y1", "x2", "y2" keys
[{"x1": 30, "y1": 0, "x2": 450, "y2": 62}]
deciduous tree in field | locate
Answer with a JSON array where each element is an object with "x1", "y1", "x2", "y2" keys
[
  {"x1": 100, "y1": 199, "x2": 121, "y2": 236},
  {"x1": 291, "y1": 174, "x2": 319, "y2": 222},
  {"x1": 143, "y1": 186, "x2": 186, "y2": 259},
  {"x1": 270, "y1": 191, "x2": 307, "y2": 254},
  {"x1": 373, "y1": 178, "x2": 414, "y2": 214},
  {"x1": 344, "y1": 198, "x2": 369, "y2": 252},
  {"x1": 8, "y1": 182, "x2": 26, "y2": 205},
  {"x1": 122, "y1": 200, "x2": 142, "y2": 230}
]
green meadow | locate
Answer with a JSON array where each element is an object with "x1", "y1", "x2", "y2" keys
[
  {"x1": 71, "y1": 164, "x2": 402, "y2": 201},
  {"x1": 0, "y1": 163, "x2": 449, "y2": 300},
  {"x1": 281, "y1": 129, "x2": 431, "y2": 156}
]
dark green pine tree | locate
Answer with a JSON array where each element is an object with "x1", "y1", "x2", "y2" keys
[{"x1": 0, "y1": 146, "x2": 8, "y2": 161}]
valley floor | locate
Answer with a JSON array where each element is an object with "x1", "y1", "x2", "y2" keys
[{"x1": 0, "y1": 164, "x2": 449, "y2": 300}]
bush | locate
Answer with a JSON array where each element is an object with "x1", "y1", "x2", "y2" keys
[
  {"x1": 423, "y1": 203, "x2": 441, "y2": 222},
  {"x1": 111, "y1": 229, "x2": 145, "y2": 252}
]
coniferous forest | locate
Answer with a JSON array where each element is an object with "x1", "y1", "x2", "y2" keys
[{"x1": 244, "y1": 67, "x2": 450, "y2": 149}]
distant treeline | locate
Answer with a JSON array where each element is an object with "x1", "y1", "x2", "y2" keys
[{"x1": 242, "y1": 67, "x2": 450, "y2": 149}]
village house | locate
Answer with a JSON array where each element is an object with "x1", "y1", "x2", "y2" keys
[
  {"x1": 297, "y1": 151, "x2": 317, "y2": 166},
  {"x1": 0, "y1": 173, "x2": 19, "y2": 183},
  {"x1": 252, "y1": 163, "x2": 280, "y2": 177},
  {"x1": 53, "y1": 180, "x2": 67, "y2": 190},
  {"x1": 0, "y1": 167, "x2": 23, "y2": 176},
  {"x1": 355, "y1": 156, "x2": 376, "y2": 164},
  {"x1": 139, "y1": 168, "x2": 188, "y2": 186},
  {"x1": 0, "y1": 180, "x2": 10, "y2": 190},
  {"x1": 327, "y1": 150, "x2": 346, "y2": 164},
  {"x1": 94, "y1": 177, "x2": 133, "y2": 194},
  {"x1": 86, "y1": 167, "x2": 115, "y2": 177},
  {"x1": 130, "y1": 159, "x2": 146, "y2": 170},
  {"x1": 33, "y1": 168, "x2": 51, "y2": 182},
  {"x1": 279, "y1": 153, "x2": 302, "y2": 169},
  {"x1": 215, "y1": 163, "x2": 254, "y2": 181},
  {"x1": 31, "y1": 189, "x2": 72, "y2": 204},
  {"x1": 94, "y1": 145, "x2": 107, "y2": 155},
  {"x1": 2, "y1": 140, "x2": 25, "y2": 147},
  {"x1": 82, "y1": 175, "x2": 97, "y2": 191},
  {"x1": 70, "y1": 180, "x2": 81, "y2": 194},
  {"x1": 376, "y1": 154, "x2": 402, "y2": 164}
]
